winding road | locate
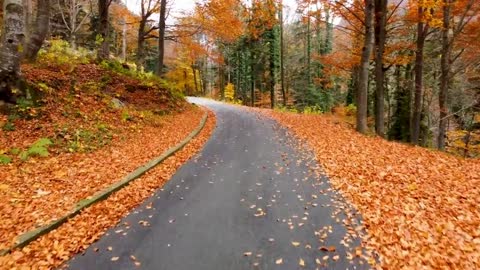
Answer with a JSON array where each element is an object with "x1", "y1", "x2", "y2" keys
[{"x1": 67, "y1": 98, "x2": 369, "y2": 270}]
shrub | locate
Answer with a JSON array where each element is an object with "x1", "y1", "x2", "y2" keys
[
  {"x1": 37, "y1": 39, "x2": 92, "y2": 68},
  {"x1": 303, "y1": 105, "x2": 322, "y2": 115},
  {"x1": 345, "y1": 104, "x2": 357, "y2": 116}
]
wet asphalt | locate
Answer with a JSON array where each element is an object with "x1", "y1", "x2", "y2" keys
[{"x1": 66, "y1": 98, "x2": 370, "y2": 270}]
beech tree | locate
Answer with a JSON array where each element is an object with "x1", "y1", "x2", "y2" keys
[
  {"x1": 97, "y1": 0, "x2": 111, "y2": 61},
  {"x1": 24, "y1": 0, "x2": 49, "y2": 60},
  {"x1": 357, "y1": 0, "x2": 374, "y2": 134},
  {"x1": 157, "y1": 0, "x2": 167, "y2": 75},
  {"x1": 0, "y1": 0, "x2": 25, "y2": 103}
]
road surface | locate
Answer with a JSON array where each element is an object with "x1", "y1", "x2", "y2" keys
[{"x1": 67, "y1": 98, "x2": 369, "y2": 270}]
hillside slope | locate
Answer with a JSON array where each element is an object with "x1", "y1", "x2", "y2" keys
[{"x1": 0, "y1": 47, "x2": 214, "y2": 264}]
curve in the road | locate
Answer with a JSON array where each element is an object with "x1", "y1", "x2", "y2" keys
[{"x1": 66, "y1": 98, "x2": 371, "y2": 270}]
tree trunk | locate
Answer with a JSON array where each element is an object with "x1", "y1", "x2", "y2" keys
[
  {"x1": 0, "y1": 0, "x2": 25, "y2": 102},
  {"x1": 374, "y1": 0, "x2": 387, "y2": 137},
  {"x1": 24, "y1": 0, "x2": 49, "y2": 61},
  {"x1": 268, "y1": 29, "x2": 275, "y2": 109},
  {"x1": 192, "y1": 64, "x2": 199, "y2": 94},
  {"x1": 121, "y1": 18, "x2": 126, "y2": 61},
  {"x1": 97, "y1": 0, "x2": 110, "y2": 61},
  {"x1": 306, "y1": 14, "x2": 311, "y2": 87},
  {"x1": 157, "y1": 0, "x2": 167, "y2": 76},
  {"x1": 356, "y1": 0, "x2": 374, "y2": 134},
  {"x1": 411, "y1": 7, "x2": 428, "y2": 144},
  {"x1": 438, "y1": 0, "x2": 451, "y2": 150},
  {"x1": 219, "y1": 65, "x2": 225, "y2": 100},
  {"x1": 136, "y1": 20, "x2": 146, "y2": 69},
  {"x1": 279, "y1": 2, "x2": 286, "y2": 106}
]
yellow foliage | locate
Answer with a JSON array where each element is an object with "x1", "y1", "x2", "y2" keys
[{"x1": 224, "y1": 83, "x2": 235, "y2": 101}]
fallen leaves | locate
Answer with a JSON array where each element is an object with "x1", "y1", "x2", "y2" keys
[
  {"x1": 261, "y1": 109, "x2": 480, "y2": 269},
  {"x1": 0, "y1": 110, "x2": 216, "y2": 269}
]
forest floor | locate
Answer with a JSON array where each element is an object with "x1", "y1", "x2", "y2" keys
[
  {"x1": 259, "y1": 109, "x2": 480, "y2": 269},
  {"x1": 0, "y1": 61, "x2": 216, "y2": 268}
]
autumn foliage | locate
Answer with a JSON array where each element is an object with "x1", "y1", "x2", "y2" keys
[{"x1": 263, "y1": 109, "x2": 480, "y2": 269}]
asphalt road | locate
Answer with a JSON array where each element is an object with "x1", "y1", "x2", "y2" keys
[{"x1": 67, "y1": 98, "x2": 370, "y2": 270}]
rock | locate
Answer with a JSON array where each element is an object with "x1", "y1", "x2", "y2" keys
[{"x1": 111, "y1": 98, "x2": 125, "y2": 109}]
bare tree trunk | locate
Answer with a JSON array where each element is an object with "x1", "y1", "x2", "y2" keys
[
  {"x1": 192, "y1": 64, "x2": 199, "y2": 94},
  {"x1": 0, "y1": 0, "x2": 25, "y2": 102},
  {"x1": 156, "y1": 0, "x2": 167, "y2": 76},
  {"x1": 438, "y1": 0, "x2": 451, "y2": 150},
  {"x1": 356, "y1": 0, "x2": 374, "y2": 134},
  {"x1": 97, "y1": 0, "x2": 111, "y2": 61},
  {"x1": 24, "y1": 0, "x2": 49, "y2": 61},
  {"x1": 136, "y1": 20, "x2": 146, "y2": 69},
  {"x1": 374, "y1": 0, "x2": 387, "y2": 137},
  {"x1": 279, "y1": 0, "x2": 286, "y2": 106},
  {"x1": 23, "y1": 0, "x2": 32, "y2": 41},
  {"x1": 121, "y1": 18, "x2": 126, "y2": 61},
  {"x1": 411, "y1": 7, "x2": 428, "y2": 144}
]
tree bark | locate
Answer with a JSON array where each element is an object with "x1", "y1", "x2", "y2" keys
[
  {"x1": 411, "y1": 7, "x2": 428, "y2": 144},
  {"x1": 374, "y1": 0, "x2": 387, "y2": 137},
  {"x1": 192, "y1": 64, "x2": 198, "y2": 94},
  {"x1": 156, "y1": 0, "x2": 167, "y2": 76},
  {"x1": 279, "y1": 1, "x2": 286, "y2": 106},
  {"x1": 438, "y1": 0, "x2": 451, "y2": 150},
  {"x1": 24, "y1": 0, "x2": 49, "y2": 61},
  {"x1": 0, "y1": 0, "x2": 25, "y2": 102},
  {"x1": 97, "y1": 0, "x2": 111, "y2": 61},
  {"x1": 136, "y1": 19, "x2": 146, "y2": 69},
  {"x1": 356, "y1": 0, "x2": 374, "y2": 134}
]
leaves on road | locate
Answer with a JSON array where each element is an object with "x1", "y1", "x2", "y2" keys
[{"x1": 263, "y1": 110, "x2": 480, "y2": 269}]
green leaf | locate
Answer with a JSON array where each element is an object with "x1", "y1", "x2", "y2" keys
[{"x1": 0, "y1": 155, "x2": 12, "y2": 165}]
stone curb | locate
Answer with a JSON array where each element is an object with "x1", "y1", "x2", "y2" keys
[{"x1": 0, "y1": 111, "x2": 208, "y2": 256}]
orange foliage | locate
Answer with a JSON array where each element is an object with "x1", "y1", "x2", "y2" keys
[{"x1": 263, "y1": 109, "x2": 480, "y2": 269}]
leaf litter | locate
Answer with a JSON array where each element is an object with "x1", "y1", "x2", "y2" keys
[
  {"x1": 0, "y1": 110, "x2": 216, "y2": 269},
  {"x1": 260, "y1": 109, "x2": 480, "y2": 269}
]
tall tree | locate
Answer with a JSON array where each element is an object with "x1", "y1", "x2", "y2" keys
[
  {"x1": 279, "y1": 0, "x2": 286, "y2": 106},
  {"x1": 357, "y1": 0, "x2": 374, "y2": 133},
  {"x1": 58, "y1": 0, "x2": 90, "y2": 49},
  {"x1": 24, "y1": 0, "x2": 50, "y2": 61},
  {"x1": 0, "y1": 0, "x2": 25, "y2": 103},
  {"x1": 373, "y1": 0, "x2": 387, "y2": 137},
  {"x1": 136, "y1": 0, "x2": 160, "y2": 69},
  {"x1": 438, "y1": 0, "x2": 477, "y2": 150},
  {"x1": 157, "y1": 0, "x2": 167, "y2": 75},
  {"x1": 97, "y1": 0, "x2": 112, "y2": 61},
  {"x1": 411, "y1": 1, "x2": 431, "y2": 145}
]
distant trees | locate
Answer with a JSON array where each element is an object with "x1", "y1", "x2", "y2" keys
[
  {"x1": 175, "y1": 0, "x2": 479, "y2": 155},
  {"x1": 0, "y1": 0, "x2": 478, "y2": 155}
]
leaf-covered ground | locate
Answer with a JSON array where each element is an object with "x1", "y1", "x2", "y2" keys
[
  {"x1": 0, "y1": 111, "x2": 215, "y2": 269},
  {"x1": 0, "y1": 61, "x2": 216, "y2": 269},
  {"x1": 260, "y1": 110, "x2": 480, "y2": 269}
]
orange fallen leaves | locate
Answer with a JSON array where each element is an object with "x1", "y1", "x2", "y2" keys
[
  {"x1": 262, "y1": 110, "x2": 480, "y2": 269},
  {"x1": 0, "y1": 111, "x2": 215, "y2": 269}
]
